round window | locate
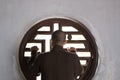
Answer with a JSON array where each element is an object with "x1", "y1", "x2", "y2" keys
[{"x1": 19, "y1": 17, "x2": 98, "y2": 80}]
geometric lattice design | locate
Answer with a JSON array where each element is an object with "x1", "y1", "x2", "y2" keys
[
  {"x1": 24, "y1": 23, "x2": 90, "y2": 66},
  {"x1": 19, "y1": 18, "x2": 98, "y2": 80}
]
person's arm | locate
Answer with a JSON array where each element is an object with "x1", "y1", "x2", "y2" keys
[
  {"x1": 29, "y1": 46, "x2": 39, "y2": 66},
  {"x1": 28, "y1": 46, "x2": 40, "y2": 76},
  {"x1": 28, "y1": 51, "x2": 39, "y2": 65},
  {"x1": 29, "y1": 55, "x2": 41, "y2": 76},
  {"x1": 74, "y1": 55, "x2": 82, "y2": 80},
  {"x1": 68, "y1": 47, "x2": 82, "y2": 80}
]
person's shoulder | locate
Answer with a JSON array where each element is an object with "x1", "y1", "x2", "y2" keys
[
  {"x1": 37, "y1": 52, "x2": 51, "y2": 57},
  {"x1": 36, "y1": 52, "x2": 50, "y2": 60}
]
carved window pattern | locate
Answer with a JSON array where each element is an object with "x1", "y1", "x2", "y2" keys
[{"x1": 19, "y1": 18, "x2": 98, "y2": 80}]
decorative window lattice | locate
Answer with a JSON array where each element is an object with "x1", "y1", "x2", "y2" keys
[{"x1": 19, "y1": 18, "x2": 98, "y2": 80}]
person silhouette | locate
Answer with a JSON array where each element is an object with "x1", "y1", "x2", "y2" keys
[{"x1": 29, "y1": 30, "x2": 82, "y2": 80}]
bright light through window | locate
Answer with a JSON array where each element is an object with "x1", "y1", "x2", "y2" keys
[
  {"x1": 62, "y1": 26, "x2": 78, "y2": 32},
  {"x1": 80, "y1": 60, "x2": 87, "y2": 66},
  {"x1": 76, "y1": 52, "x2": 91, "y2": 57},
  {"x1": 37, "y1": 26, "x2": 50, "y2": 31},
  {"x1": 34, "y1": 35, "x2": 51, "y2": 52},
  {"x1": 53, "y1": 23, "x2": 59, "y2": 31},
  {"x1": 71, "y1": 35, "x2": 86, "y2": 40},
  {"x1": 24, "y1": 52, "x2": 31, "y2": 57},
  {"x1": 64, "y1": 43, "x2": 85, "y2": 49},
  {"x1": 36, "y1": 75, "x2": 41, "y2": 80}
]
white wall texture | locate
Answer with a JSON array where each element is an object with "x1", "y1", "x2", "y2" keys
[{"x1": 0, "y1": 0, "x2": 120, "y2": 80}]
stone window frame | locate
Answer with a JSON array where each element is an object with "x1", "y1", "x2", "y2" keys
[{"x1": 19, "y1": 17, "x2": 99, "y2": 80}]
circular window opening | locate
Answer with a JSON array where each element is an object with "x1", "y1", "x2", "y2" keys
[{"x1": 19, "y1": 17, "x2": 98, "y2": 80}]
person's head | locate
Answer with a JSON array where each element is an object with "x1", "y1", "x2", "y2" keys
[{"x1": 51, "y1": 30, "x2": 66, "y2": 46}]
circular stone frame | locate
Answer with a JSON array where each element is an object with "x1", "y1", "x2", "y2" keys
[{"x1": 19, "y1": 17, "x2": 99, "y2": 80}]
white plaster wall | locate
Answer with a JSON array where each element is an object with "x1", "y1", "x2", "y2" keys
[{"x1": 0, "y1": 0, "x2": 120, "y2": 80}]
